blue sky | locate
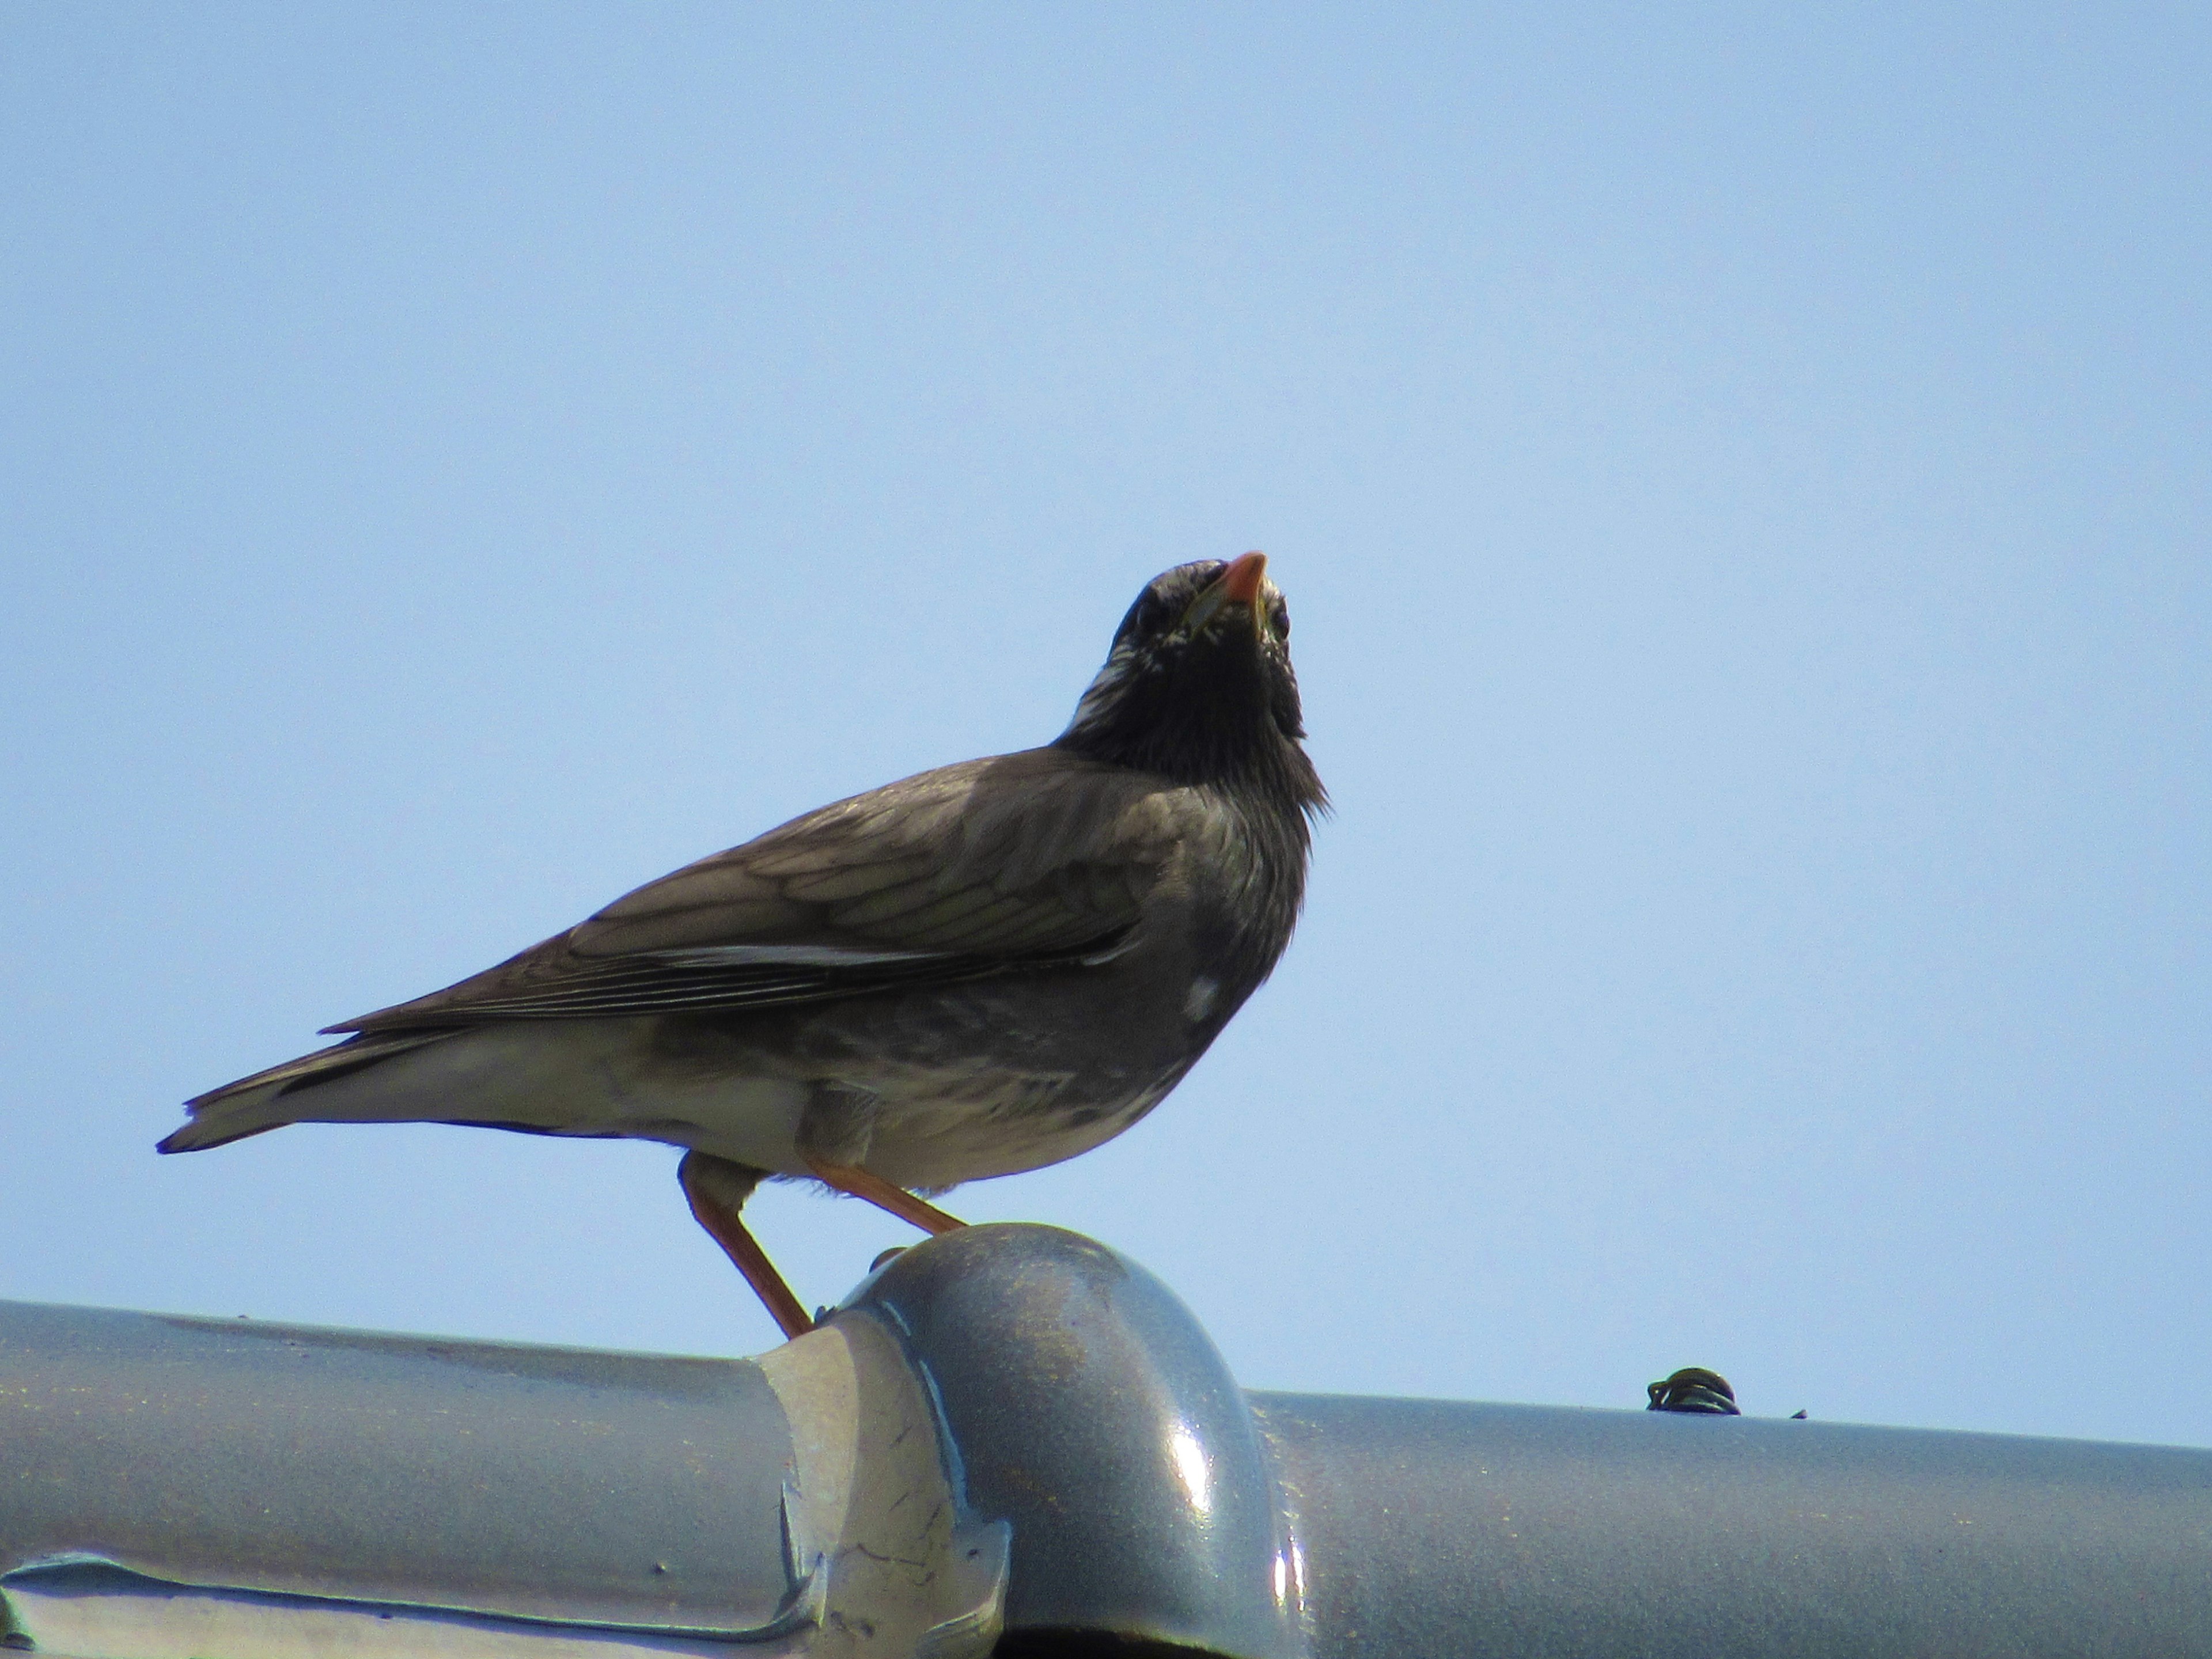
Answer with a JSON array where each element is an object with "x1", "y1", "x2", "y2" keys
[{"x1": 3, "y1": 4, "x2": 2206, "y2": 1446}]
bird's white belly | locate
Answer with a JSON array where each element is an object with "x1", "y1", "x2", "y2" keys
[
  {"x1": 656, "y1": 1048, "x2": 1161, "y2": 1193},
  {"x1": 291, "y1": 1018, "x2": 1172, "y2": 1195},
  {"x1": 851, "y1": 1063, "x2": 1175, "y2": 1192},
  {"x1": 310, "y1": 1022, "x2": 813, "y2": 1172}
]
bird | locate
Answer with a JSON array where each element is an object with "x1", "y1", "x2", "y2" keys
[{"x1": 163, "y1": 552, "x2": 1325, "y2": 1338}]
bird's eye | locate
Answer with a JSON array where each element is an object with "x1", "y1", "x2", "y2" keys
[
  {"x1": 1116, "y1": 588, "x2": 1172, "y2": 646},
  {"x1": 1270, "y1": 599, "x2": 1290, "y2": 641}
]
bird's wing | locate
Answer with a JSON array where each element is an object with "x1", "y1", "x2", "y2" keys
[{"x1": 328, "y1": 750, "x2": 1185, "y2": 1031}]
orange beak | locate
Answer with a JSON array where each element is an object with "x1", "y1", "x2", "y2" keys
[
  {"x1": 1219, "y1": 550, "x2": 1267, "y2": 606},
  {"x1": 1182, "y1": 551, "x2": 1270, "y2": 635}
]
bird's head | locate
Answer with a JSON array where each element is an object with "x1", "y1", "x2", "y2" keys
[{"x1": 1054, "y1": 554, "x2": 1325, "y2": 812}]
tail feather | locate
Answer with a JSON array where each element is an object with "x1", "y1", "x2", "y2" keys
[{"x1": 160, "y1": 1029, "x2": 459, "y2": 1154}]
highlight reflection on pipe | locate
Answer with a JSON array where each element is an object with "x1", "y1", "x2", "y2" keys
[
  {"x1": 1271, "y1": 1538, "x2": 1308, "y2": 1615},
  {"x1": 1168, "y1": 1425, "x2": 1211, "y2": 1516}
]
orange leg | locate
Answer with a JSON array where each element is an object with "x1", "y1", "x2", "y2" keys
[
  {"x1": 803, "y1": 1157, "x2": 968, "y2": 1236},
  {"x1": 679, "y1": 1153, "x2": 813, "y2": 1340}
]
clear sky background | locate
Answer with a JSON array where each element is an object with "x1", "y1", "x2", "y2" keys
[{"x1": 3, "y1": 5, "x2": 2206, "y2": 1448}]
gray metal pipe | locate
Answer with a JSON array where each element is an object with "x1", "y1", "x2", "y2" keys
[{"x1": 3, "y1": 1224, "x2": 2207, "y2": 1657}]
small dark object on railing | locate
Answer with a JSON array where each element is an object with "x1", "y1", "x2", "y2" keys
[{"x1": 1648, "y1": 1366, "x2": 1741, "y2": 1415}]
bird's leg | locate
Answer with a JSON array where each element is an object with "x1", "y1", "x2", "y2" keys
[
  {"x1": 801, "y1": 1156, "x2": 968, "y2": 1236},
  {"x1": 796, "y1": 1084, "x2": 967, "y2": 1236},
  {"x1": 678, "y1": 1152, "x2": 813, "y2": 1340}
]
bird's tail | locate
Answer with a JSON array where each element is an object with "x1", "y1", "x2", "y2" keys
[{"x1": 158, "y1": 1029, "x2": 459, "y2": 1153}]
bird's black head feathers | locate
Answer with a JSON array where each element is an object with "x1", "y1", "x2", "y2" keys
[{"x1": 1054, "y1": 556, "x2": 1326, "y2": 817}]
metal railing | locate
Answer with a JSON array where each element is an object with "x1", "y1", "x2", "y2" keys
[{"x1": 5, "y1": 1224, "x2": 2208, "y2": 1657}]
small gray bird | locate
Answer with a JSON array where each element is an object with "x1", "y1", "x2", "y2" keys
[{"x1": 165, "y1": 554, "x2": 1324, "y2": 1335}]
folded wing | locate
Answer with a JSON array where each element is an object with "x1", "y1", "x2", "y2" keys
[{"x1": 328, "y1": 750, "x2": 1180, "y2": 1032}]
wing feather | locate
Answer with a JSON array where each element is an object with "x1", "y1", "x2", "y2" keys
[{"x1": 328, "y1": 749, "x2": 1189, "y2": 1033}]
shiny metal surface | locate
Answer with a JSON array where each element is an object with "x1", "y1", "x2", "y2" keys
[
  {"x1": 6, "y1": 1227, "x2": 2211, "y2": 1658},
  {"x1": 840, "y1": 1225, "x2": 1303, "y2": 1659},
  {"x1": 1255, "y1": 1392, "x2": 2212, "y2": 1659},
  {"x1": 0, "y1": 1298, "x2": 798, "y2": 1635}
]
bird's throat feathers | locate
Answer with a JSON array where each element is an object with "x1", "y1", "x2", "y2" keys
[
  {"x1": 1055, "y1": 665, "x2": 1323, "y2": 812},
  {"x1": 1052, "y1": 577, "x2": 1325, "y2": 820}
]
